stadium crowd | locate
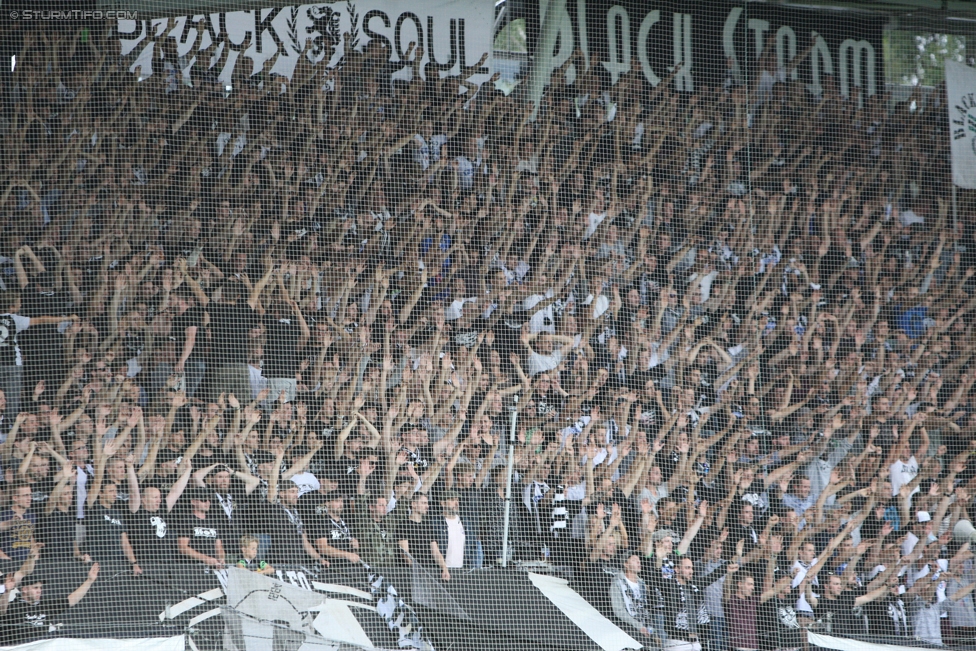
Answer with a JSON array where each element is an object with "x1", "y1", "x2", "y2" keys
[{"x1": 0, "y1": 21, "x2": 974, "y2": 650}]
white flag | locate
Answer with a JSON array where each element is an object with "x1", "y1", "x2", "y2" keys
[{"x1": 946, "y1": 60, "x2": 976, "y2": 189}]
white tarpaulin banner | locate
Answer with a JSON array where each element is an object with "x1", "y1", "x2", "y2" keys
[
  {"x1": 946, "y1": 60, "x2": 976, "y2": 189},
  {"x1": 807, "y1": 631, "x2": 930, "y2": 651},
  {"x1": 2, "y1": 636, "x2": 185, "y2": 651},
  {"x1": 118, "y1": 0, "x2": 493, "y2": 86}
]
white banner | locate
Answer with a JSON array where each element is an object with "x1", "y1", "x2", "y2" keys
[
  {"x1": 807, "y1": 631, "x2": 929, "y2": 651},
  {"x1": 118, "y1": 0, "x2": 493, "y2": 87},
  {"x1": 3, "y1": 636, "x2": 185, "y2": 651},
  {"x1": 946, "y1": 60, "x2": 976, "y2": 189}
]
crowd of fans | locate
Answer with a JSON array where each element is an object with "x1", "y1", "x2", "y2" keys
[{"x1": 0, "y1": 20, "x2": 975, "y2": 650}]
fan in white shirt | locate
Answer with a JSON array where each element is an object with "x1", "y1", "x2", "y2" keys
[{"x1": 889, "y1": 425, "x2": 929, "y2": 500}]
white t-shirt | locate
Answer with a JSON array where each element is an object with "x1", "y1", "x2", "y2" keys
[
  {"x1": 791, "y1": 559, "x2": 819, "y2": 614},
  {"x1": 902, "y1": 531, "x2": 921, "y2": 556},
  {"x1": 248, "y1": 363, "x2": 267, "y2": 400},
  {"x1": 890, "y1": 456, "x2": 920, "y2": 497},
  {"x1": 444, "y1": 516, "x2": 466, "y2": 568},
  {"x1": 523, "y1": 292, "x2": 557, "y2": 334},
  {"x1": 526, "y1": 349, "x2": 564, "y2": 377}
]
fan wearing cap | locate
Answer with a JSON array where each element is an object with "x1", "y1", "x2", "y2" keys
[
  {"x1": 176, "y1": 487, "x2": 226, "y2": 570},
  {"x1": 193, "y1": 462, "x2": 262, "y2": 550},
  {"x1": 0, "y1": 548, "x2": 97, "y2": 646},
  {"x1": 260, "y1": 473, "x2": 327, "y2": 567},
  {"x1": 656, "y1": 555, "x2": 709, "y2": 651}
]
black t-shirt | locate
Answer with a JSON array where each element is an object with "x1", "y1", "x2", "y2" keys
[
  {"x1": 459, "y1": 487, "x2": 483, "y2": 540},
  {"x1": 127, "y1": 507, "x2": 176, "y2": 565},
  {"x1": 331, "y1": 456, "x2": 360, "y2": 497},
  {"x1": 27, "y1": 478, "x2": 53, "y2": 509},
  {"x1": 176, "y1": 512, "x2": 224, "y2": 562},
  {"x1": 210, "y1": 488, "x2": 248, "y2": 542},
  {"x1": 84, "y1": 503, "x2": 128, "y2": 564},
  {"x1": 123, "y1": 326, "x2": 145, "y2": 360},
  {"x1": 0, "y1": 596, "x2": 71, "y2": 645},
  {"x1": 864, "y1": 595, "x2": 911, "y2": 638},
  {"x1": 730, "y1": 524, "x2": 758, "y2": 553},
  {"x1": 398, "y1": 518, "x2": 434, "y2": 566},
  {"x1": 758, "y1": 594, "x2": 805, "y2": 650},
  {"x1": 263, "y1": 316, "x2": 301, "y2": 377},
  {"x1": 307, "y1": 514, "x2": 355, "y2": 553},
  {"x1": 576, "y1": 559, "x2": 620, "y2": 617},
  {"x1": 0, "y1": 314, "x2": 30, "y2": 366},
  {"x1": 253, "y1": 502, "x2": 310, "y2": 566},
  {"x1": 814, "y1": 590, "x2": 865, "y2": 637},
  {"x1": 209, "y1": 303, "x2": 257, "y2": 366},
  {"x1": 400, "y1": 445, "x2": 432, "y2": 472},
  {"x1": 19, "y1": 287, "x2": 68, "y2": 376},
  {"x1": 39, "y1": 510, "x2": 76, "y2": 560},
  {"x1": 170, "y1": 306, "x2": 206, "y2": 358},
  {"x1": 298, "y1": 491, "x2": 331, "y2": 522}
]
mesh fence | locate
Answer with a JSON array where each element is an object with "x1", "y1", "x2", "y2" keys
[{"x1": 0, "y1": 2, "x2": 974, "y2": 650}]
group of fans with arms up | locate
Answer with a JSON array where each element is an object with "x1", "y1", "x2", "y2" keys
[{"x1": 0, "y1": 21, "x2": 973, "y2": 651}]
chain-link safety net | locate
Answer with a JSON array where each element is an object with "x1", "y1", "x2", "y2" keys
[{"x1": 0, "y1": 1, "x2": 975, "y2": 650}]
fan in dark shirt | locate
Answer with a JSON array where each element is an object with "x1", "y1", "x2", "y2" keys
[
  {"x1": 0, "y1": 559, "x2": 99, "y2": 646},
  {"x1": 397, "y1": 492, "x2": 435, "y2": 568},
  {"x1": 176, "y1": 488, "x2": 226, "y2": 570}
]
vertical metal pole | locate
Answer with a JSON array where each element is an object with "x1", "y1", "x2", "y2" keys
[
  {"x1": 501, "y1": 402, "x2": 518, "y2": 567},
  {"x1": 953, "y1": 184, "x2": 960, "y2": 232}
]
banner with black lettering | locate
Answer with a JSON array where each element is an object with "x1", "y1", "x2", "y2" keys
[
  {"x1": 519, "y1": 0, "x2": 884, "y2": 98},
  {"x1": 946, "y1": 60, "x2": 976, "y2": 189},
  {"x1": 118, "y1": 0, "x2": 492, "y2": 87}
]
